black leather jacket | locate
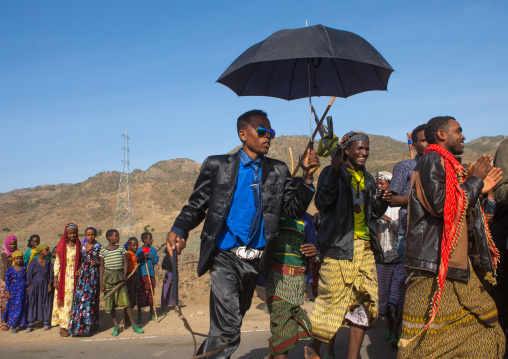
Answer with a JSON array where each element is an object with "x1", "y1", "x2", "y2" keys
[
  {"x1": 172, "y1": 151, "x2": 315, "y2": 276},
  {"x1": 315, "y1": 164, "x2": 387, "y2": 262},
  {"x1": 404, "y1": 152, "x2": 495, "y2": 281}
]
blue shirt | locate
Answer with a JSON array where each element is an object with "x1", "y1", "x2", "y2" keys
[
  {"x1": 215, "y1": 149, "x2": 266, "y2": 250},
  {"x1": 390, "y1": 155, "x2": 420, "y2": 235},
  {"x1": 136, "y1": 247, "x2": 159, "y2": 277}
]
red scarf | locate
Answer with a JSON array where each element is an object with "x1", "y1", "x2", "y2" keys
[
  {"x1": 421, "y1": 144, "x2": 468, "y2": 332},
  {"x1": 56, "y1": 223, "x2": 81, "y2": 307}
]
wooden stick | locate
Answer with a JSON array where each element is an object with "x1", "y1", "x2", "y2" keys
[
  {"x1": 291, "y1": 96, "x2": 336, "y2": 177},
  {"x1": 288, "y1": 147, "x2": 294, "y2": 174},
  {"x1": 101, "y1": 244, "x2": 165, "y2": 302},
  {"x1": 146, "y1": 262, "x2": 158, "y2": 321}
]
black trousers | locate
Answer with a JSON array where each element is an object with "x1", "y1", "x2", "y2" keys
[{"x1": 196, "y1": 250, "x2": 261, "y2": 359}]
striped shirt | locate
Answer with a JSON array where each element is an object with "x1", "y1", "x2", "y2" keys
[{"x1": 99, "y1": 246, "x2": 127, "y2": 270}]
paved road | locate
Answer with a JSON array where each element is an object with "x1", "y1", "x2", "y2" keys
[{"x1": 0, "y1": 319, "x2": 398, "y2": 359}]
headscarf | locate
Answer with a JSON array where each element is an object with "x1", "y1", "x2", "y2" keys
[
  {"x1": 11, "y1": 250, "x2": 23, "y2": 258},
  {"x1": 28, "y1": 243, "x2": 50, "y2": 264},
  {"x1": 27, "y1": 234, "x2": 40, "y2": 249},
  {"x1": 377, "y1": 171, "x2": 392, "y2": 181},
  {"x1": 339, "y1": 131, "x2": 369, "y2": 150},
  {"x1": 1, "y1": 235, "x2": 17, "y2": 257},
  {"x1": 56, "y1": 223, "x2": 81, "y2": 307}
]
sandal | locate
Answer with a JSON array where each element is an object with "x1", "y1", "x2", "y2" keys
[
  {"x1": 111, "y1": 327, "x2": 119, "y2": 336},
  {"x1": 0, "y1": 324, "x2": 10, "y2": 331},
  {"x1": 151, "y1": 315, "x2": 156, "y2": 321},
  {"x1": 11, "y1": 328, "x2": 18, "y2": 334},
  {"x1": 43, "y1": 322, "x2": 51, "y2": 331},
  {"x1": 132, "y1": 325, "x2": 144, "y2": 334},
  {"x1": 60, "y1": 327, "x2": 69, "y2": 337},
  {"x1": 303, "y1": 346, "x2": 320, "y2": 359},
  {"x1": 25, "y1": 326, "x2": 33, "y2": 333},
  {"x1": 389, "y1": 334, "x2": 399, "y2": 348}
]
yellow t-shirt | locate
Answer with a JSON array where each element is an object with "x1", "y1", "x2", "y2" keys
[{"x1": 347, "y1": 167, "x2": 370, "y2": 240}]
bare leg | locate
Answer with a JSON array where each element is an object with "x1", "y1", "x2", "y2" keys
[
  {"x1": 126, "y1": 307, "x2": 137, "y2": 325},
  {"x1": 326, "y1": 333, "x2": 336, "y2": 353},
  {"x1": 111, "y1": 309, "x2": 118, "y2": 328},
  {"x1": 309, "y1": 337, "x2": 323, "y2": 355},
  {"x1": 347, "y1": 325, "x2": 366, "y2": 359}
]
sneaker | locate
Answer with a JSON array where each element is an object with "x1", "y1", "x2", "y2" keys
[
  {"x1": 389, "y1": 333, "x2": 399, "y2": 348},
  {"x1": 384, "y1": 322, "x2": 392, "y2": 341},
  {"x1": 132, "y1": 325, "x2": 144, "y2": 334}
]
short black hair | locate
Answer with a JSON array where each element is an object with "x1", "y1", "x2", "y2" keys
[
  {"x1": 128, "y1": 237, "x2": 138, "y2": 243},
  {"x1": 141, "y1": 232, "x2": 152, "y2": 242},
  {"x1": 105, "y1": 229, "x2": 119, "y2": 240},
  {"x1": 85, "y1": 226, "x2": 97, "y2": 235},
  {"x1": 411, "y1": 124, "x2": 426, "y2": 143},
  {"x1": 424, "y1": 116, "x2": 456, "y2": 145},
  {"x1": 28, "y1": 234, "x2": 40, "y2": 248},
  {"x1": 237, "y1": 109, "x2": 267, "y2": 133}
]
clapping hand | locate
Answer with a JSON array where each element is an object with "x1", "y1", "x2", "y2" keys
[{"x1": 482, "y1": 167, "x2": 503, "y2": 194}]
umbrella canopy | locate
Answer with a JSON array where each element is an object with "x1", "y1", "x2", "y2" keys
[{"x1": 217, "y1": 24, "x2": 394, "y2": 100}]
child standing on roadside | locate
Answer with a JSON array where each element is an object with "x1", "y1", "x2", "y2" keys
[
  {"x1": 24, "y1": 235, "x2": 40, "y2": 265},
  {"x1": 3, "y1": 250, "x2": 28, "y2": 333},
  {"x1": 26, "y1": 244, "x2": 53, "y2": 332},
  {"x1": 68, "y1": 226, "x2": 101, "y2": 336},
  {"x1": 136, "y1": 232, "x2": 159, "y2": 322},
  {"x1": 125, "y1": 237, "x2": 139, "y2": 310},
  {"x1": 52, "y1": 223, "x2": 81, "y2": 337},
  {"x1": 1, "y1": 235, "x2": 18, "y2": 331},
  {"x1": 100, "y1": 229, "x2": 143, "y2": 336}
]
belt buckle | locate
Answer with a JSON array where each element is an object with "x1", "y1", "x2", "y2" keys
[{"x1": 288, "y1": 267, "x2": 295, "y2": 276}]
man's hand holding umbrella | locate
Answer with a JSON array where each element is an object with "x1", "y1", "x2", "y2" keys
[{"x1": 301, "y1": 148, "x2": 320, "y2": 183}]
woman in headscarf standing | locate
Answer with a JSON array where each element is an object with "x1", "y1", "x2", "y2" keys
[
  {"x1": 68, "y1": 226, "x2": 101, "y2": 336},
  {"x1": 1, "y1": 235, "x2": 18, "y2": 331},
  {"x1": 51, "y1": 223, "x2": 81, "y2": 337}
]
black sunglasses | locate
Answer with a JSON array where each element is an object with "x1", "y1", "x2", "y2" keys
[{"x1": 249, "y1": 126, "x2": 276, "y2": 139}]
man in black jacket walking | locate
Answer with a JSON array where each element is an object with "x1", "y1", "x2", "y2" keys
[
  {"x1": 307, "y1": 131, "x2": 391, "y2": 359},
  {"x1": 166, "y1": 110, "x2": 319, "y2": 358},
  {"x1": 398, "y1": 116, "x2": 504, "y2": 358}
]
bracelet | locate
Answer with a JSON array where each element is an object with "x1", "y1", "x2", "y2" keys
[{"x1": 303, "y1": 177, "x2": 314, "y2": 185}]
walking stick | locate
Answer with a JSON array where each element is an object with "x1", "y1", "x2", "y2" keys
[
  {"x1": 145, "y1": 261, "x2": 158, "y2": 321},
  {"x1": 172, "y1": 247, "x2": 228, "y2": 358},
  {"x1": 292, "y1": 96, "x2": 336, "y2": 177}
]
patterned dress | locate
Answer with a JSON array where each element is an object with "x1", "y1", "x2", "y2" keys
[
  {"x1": 0, "y1": 255, "x2": 8, "y2": 319},
  {"x1": 2, "y1": 266, "x2": 28, "y2": 328},
  {"x1": 51, "y1": 245, "x2": 76, "y2": 329},
  {"x1": 68, "y1": 243, "x2": 101, "y2": 335}
]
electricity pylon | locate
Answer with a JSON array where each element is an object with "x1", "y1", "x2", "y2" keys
[{"x1": 114, "y1": 128, "x2": 136, "y2": 237}]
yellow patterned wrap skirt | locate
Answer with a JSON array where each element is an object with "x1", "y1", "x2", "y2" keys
[
  {"x1": 310, "y1": 240, "x2": 378, "y2": 343},
  {"x1": 399, "y1": 269, "x2": 506, "y2": 358}
]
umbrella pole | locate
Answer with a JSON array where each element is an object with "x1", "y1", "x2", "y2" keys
[{"x1": 291, "y1": 96, "x2": 336, "y2": 178}]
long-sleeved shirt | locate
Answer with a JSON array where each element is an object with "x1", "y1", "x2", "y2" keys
[{"x1": 136, "y1": 247, "x2": 159, "y2": 277}]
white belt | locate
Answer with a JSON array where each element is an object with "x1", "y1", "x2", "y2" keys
[{"x1": 230, "y1": 246, "x2": 263, "y2": 260}]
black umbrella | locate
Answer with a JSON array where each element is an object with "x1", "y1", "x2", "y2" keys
[
  {"x1": 217, "y1": 24, "x2": 394, "y2": 175},
  {"x1": 217, "y1": 24, "x2": 394, "y2": 100}
]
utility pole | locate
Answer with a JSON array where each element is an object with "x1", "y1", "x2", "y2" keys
[{"x1": 114, "y1": 128, "x2": 136, "y2": 237}]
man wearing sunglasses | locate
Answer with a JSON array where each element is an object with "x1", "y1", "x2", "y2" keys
[{"x1": 166, "y1": 109, "x2": 319, "y2": 358}]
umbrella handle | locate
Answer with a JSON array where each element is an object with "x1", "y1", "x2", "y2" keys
[{"x1": 298, "y1": 142, "x2": 314, "y2": 170}]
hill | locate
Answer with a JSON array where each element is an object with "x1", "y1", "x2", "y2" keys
[{"x1": 1, "y1": 135, "x2": 505, "y2": 243}]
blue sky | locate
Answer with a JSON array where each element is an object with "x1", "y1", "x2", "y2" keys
[{"x1": 1, "y1": 0, "x2": 507, "y2": 192}]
